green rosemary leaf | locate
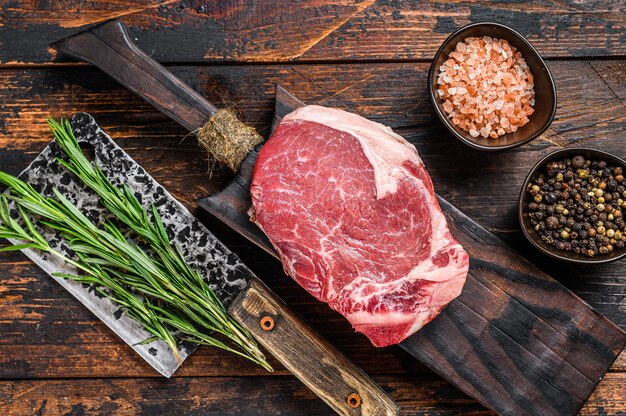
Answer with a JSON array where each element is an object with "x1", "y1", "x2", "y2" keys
[
  {"x1": 0, "y1": 119, "x2": 271, "y2": 370},
  {"x1": 133, "y1": 336, "x2": 160, "y2": 346},
  {"x1": 0, "y1": 243, "x2": 42, "y2": 252},
  {"x1": 151, "y1": 205, "x2": 170, "y2": 243}
]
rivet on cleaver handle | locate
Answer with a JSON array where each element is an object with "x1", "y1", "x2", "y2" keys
[
  {"x1": 231, "y1": 278, "x2": 398, "y2": 416},
  {"x1": 51, "y1": 19, "x2": 217, "y2": 131},
  {"x1": 52, "y1": 20, "x2": 399, "y2": 416}
]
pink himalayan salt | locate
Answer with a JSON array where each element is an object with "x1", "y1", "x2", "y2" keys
[{"x1": 437, "y1": 36, "x2": 535, "y2": 139}]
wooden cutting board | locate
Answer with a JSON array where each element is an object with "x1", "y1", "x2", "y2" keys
[
  {"x1": 52, "y1": 21, "x2": 625, "y2": 416},
  {"x1": 198, "y1": 85, "x2": 626, "y2": 416}
]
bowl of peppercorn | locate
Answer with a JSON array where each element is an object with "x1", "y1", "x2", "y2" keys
[{"x1": 519, "y1": 148, "x2": 626, "y2": 264}]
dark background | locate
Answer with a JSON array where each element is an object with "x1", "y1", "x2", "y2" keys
[{"x1": 0, "y1": 1, "x2": 624, "y2": 414}]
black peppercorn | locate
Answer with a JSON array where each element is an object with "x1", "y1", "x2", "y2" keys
[
  {"x1": 544, "y1": 193, "x2": 557, "y2": 204},
  {"x1": 572, "y1": 156, "x2": 585, "y2": 169},
  {"x1": 546, "y1": 161, "x2": 560, "y2": 178},
  {"x1": 527, "y1": 156, "x2": 626, "y2": 257},
  {"x1": 545, "y1": 216, "x2": 559, "y2": 229}
]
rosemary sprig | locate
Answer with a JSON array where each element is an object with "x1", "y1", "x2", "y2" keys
[
  {"x1": 0, "y1": 120, "x2": 272, "y2": 371},
  {"x1": 0, "y1": 194, "x2": 181, "y2": 360}
]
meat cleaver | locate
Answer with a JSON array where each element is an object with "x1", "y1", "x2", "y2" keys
[
  {"x1": 53, "y1": 20, "x2": 626, "y2": 416},
  {"x1": 31, "y1": 27, "x2": 401, "y2": 416}
]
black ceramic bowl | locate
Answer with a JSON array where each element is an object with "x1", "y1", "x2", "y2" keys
[
  {"x1": 428, "y1": 22, "x2": 557, "y2": 151},
  {"x1": 519, "y1": 148, "x2": 626, "y2": 264}
]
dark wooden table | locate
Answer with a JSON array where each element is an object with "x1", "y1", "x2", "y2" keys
[{"x1": 0, "y1": 1, "x2": 624, "y2": 415}]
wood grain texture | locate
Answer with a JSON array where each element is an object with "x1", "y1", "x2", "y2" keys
[
  {"x1": 0, "y1": 57, "x2": 624, "y2": 413},
  {"x1": 0, "y1": 373, "x2": 625, "y2": 415},
  {"x1": 1, "y1": 0, "x2": 626, "y2": 65},
  {"x1": 51, "y1": 20, "x2": 218, "y2": 130},
  {"x1": 229, "y1": 278, "x2": 399, "y2": 416},
  {"x1": 401, "y1": 198, "x2": 625, "y2": 416},
  {"x1": 200, "y1": 85, "x2": 625, "y2": 416}
]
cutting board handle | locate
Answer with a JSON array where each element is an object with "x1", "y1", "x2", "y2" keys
[
  {"x1": 229, "y1": 278, "x2": 399, "y2": 416},
  {"x1": 51, "y1": 20, "x2": 217, "y2": 131}
]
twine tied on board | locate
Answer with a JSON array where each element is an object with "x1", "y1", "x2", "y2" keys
[{"x1": 196, "y1": 109, "x2": 264, "y2": 172}]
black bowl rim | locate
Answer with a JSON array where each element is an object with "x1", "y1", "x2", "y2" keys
[
  {"x1": 428, "y1": 22, "x2": 557, "y2": 152},
  {"x1": 518, "y1": 148, "x2": 626, "y2": 265}
]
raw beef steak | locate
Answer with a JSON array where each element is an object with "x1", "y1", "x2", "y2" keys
[{"x1": 250, "y1": 105, "x2": 469, "y2": 347}]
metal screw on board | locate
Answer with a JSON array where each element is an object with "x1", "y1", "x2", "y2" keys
[
  {"x1": 346, "y1": 393, "x2": 361, "y2": 408},
  {"x1": 259, "y1": 315, "x2": 275, "y2": 331}
]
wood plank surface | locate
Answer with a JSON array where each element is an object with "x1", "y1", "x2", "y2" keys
[
  {"x1": 1, "y1": 0, "x2": 625, "y2": 65},
  {"x1": 0, "y1": 61, "x2": 623, "y2": 327},
  {"x1": 0, "y1": 373, "x2": 624, "y2": 415},
  {"x1": 1, "y1": 3, "x2": 625, "y2": 412}
]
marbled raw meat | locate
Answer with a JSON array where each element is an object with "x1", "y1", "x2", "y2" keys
[{"x1": 250, "y1": 105, "x2": 469, "y2": 347}]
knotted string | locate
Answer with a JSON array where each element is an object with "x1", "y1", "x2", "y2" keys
[{"x1": 196, "y1": 109, "x2": 264, "y2": 172}]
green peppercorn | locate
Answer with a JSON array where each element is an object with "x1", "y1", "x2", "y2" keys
[
  {"x1": 608, "y1": 213, "x2": 615, "y2": 221},
  {"x1": 534, "y1": 194, "x2": 542, "y2": 203},
  {"x1": 578, "y1": 169, "x2": 589, "y2": 179},
  {"x1": 616, "y1": 230, "x2": 623, "y2": 240},
  {"x1": 606, "y1": 229, "x2": 615, "y2": 238},
  {"x1": 595, "y1": 189, "x2": 604, "y2": 197},
  {"x1": 560, "y1": 230, "x2": 569, "y2": 239},
  {"x1": 597, "y1": 197, "x2": 605, "y2": 204},
  {"x1": 531, "y1": 184, "x2": 540, "y2": 194},
  {"x1": 597, "y1": 203, "x2": 605, "y2": 211},
  {"x1": 562, "y1": 209, "x2": 569, "y2": 216},
  {"x1": 556, "y1": 173, "x2": 564, "y2": 181},
  {"x1": 597, "y1": 226, "x2": 606, "y2": 235}
]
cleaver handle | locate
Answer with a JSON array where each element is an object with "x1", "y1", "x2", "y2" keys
[
  {"x1": 229, "y1": 278, "x2": 399, "y2": 416},
  {"x1": 52, "y1": 20, "x2": 399, "y2": 416},
  {"x1": 51, "y1": 20, "x2": 217, "y2": 131}
]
